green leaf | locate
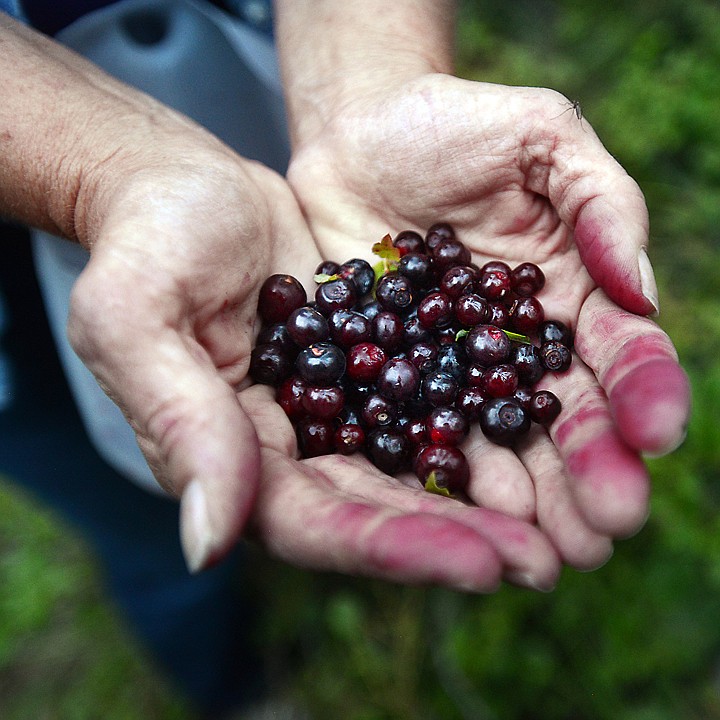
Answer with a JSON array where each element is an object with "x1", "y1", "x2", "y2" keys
[
  {"x1": 424, "y1": 471, "x2": 453, "y2": 497},
  {"x1": 503, "y1": 329, "x2": 532, "y2": 344},
  {"x1": 371, "y1": 233, "x2": 401, "y2": 262}
]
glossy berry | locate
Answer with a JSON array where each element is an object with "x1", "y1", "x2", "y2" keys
[
  {"x1": 258, "y1": 274, "x2": 307, "y2": 324},
  {"x1": 329, "y1": 309, "x2": 372, "y2": 348},
  {"x1": 426, "y1": 406, "x2": 469, "y2": 446},
  {"x1": 296, "y1": 417, "x2": 335, "y2": 457},
  {"x1": 404, "y1": 418, "x2": 429, "y2": 446},
  {"x1": 295, "y1": 342, "x2": 346, "y2": 386},
  {"x1": 403, "y1": 313, "x2": 432, "y2": 345},
  {"x1": 345, "y1": 342, "x2": 387, "y2": 383},
  {"x1": 338, "y1": 258, "x2": 375, "y2": 297},
  {"x1": 301, "y1": 385, "x2": 345, "y2": 419},
  {"x1": 315, "y1": 260, "x2": 340, "y2": 277},
  {"x1": 539, "y1": 320, "x2": 573, "y2": 348},
  {"x1": 315, "y1": 277, "x2": 357, "y2": 315},
  {"x1": 425, "y1": 222, "x2": 456, "y2": 251},
  {"x1": 455, "y1": 293, "x2": 488, "y2": 327},
  {"x1": 417, "y1": 292, "x2": 454, "y2": 330},
  {"x1": 480, "y1": 398, "x2": 531, "y2": 446},
  {"x1": 440, "y1": 265, "x2": 476, "y2": 299},
  {"x1": 376, "y1": 357, "x2": 421, "y2": 401},
  {"x1": 393, "y1": 229, "x2": 425, "y2": 255},
  {"x1": 480, "y1": 363, "x2": 519, "y2": 398},
  {"x1": 511, "y1": 343, "x2": 545, "y2": 385},
  {"x1": 465, "y1": 324, "x2": 512, "y2": 366},
  {"x1": 485, "y1": 302, "x2": 510, "y2": 328},
  {"x1": 286, "y1": 306, "x2": 330, "y2": 347},
  {"x1": 276, "y1": 375, "x2": 306, "y2": 420},
  {"x1": 455, "y1": 387, "x2": 486, "y2": 420},
  {"x1": 540, "y1": 341, "x2": 572, "y2": 372},
  {"x1": 398, "y1": 252, "x2": 434, "y2": 288},
  {"x1": 430, "y1": 239, "x2": 472, "y2": 272},
  {"x1": 257, "y1": 322, "x2": 297, "y2": 356},
  {"x1": 408, "y1": 341, "x2": 439, "y2": 374},
  {"x1": 334, "y1": 423, "x2": 365, "y2": 455},
  {"x1": 362, "y1": 392, "x2": 398, "y2": 428},
  {"x1": 375, "y1": 272, "x2": 414, "y2": 313},
  {"x1": 249, "y1": 342, "x2": 293, "y2": 386},
  {"x1": 476, "y1": 269, "x2": 512, "y2": 301},
  {"x1": 422, "y1": 370, "x2": 459, "y2": 407},
  {"x1": 366, "y1": 428, "x2": 409, "y2": 475},
  {"x1": 372, "y1": 311, "x2": 405, "y2": 351},
  {"x1": 511, "y1": 262, "x2": 545, "y2": 296},
  {"x1": 435, "y1": 342, "x2": 468, "y2": 382},
  {"x1": 414, "y1": 444, "x2": 470, "y2": 494},
  {"x1": 510, "y1": 296, "x2": 545, "y2": 335},
  {"x1": 528, "y1": 390, "x2": 562, "y2": 425}
]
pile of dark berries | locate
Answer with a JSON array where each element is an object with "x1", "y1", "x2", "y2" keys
[{"x1": 249, "y1": 223, "x2": 573, "y2": 497}]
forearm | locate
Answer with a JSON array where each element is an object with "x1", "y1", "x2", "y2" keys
[
  {"x1": 273, "y1": 0, "x2": 457, "y2": 148},
  {"x1": 0, "y1": 13, "x2": 218, "y2": 244}
]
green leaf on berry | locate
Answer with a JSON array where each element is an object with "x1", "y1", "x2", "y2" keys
[
  {"x1": 424, "y1": 471, "x2": 453, "y2": 498},
  {"x1": 502, "y1": 329, "x2": 532, "y2": 344},
  {"x1": 313, "y1": 272, "x2": 341, "y2": 284},
  {"x1": 455, "y1": 329, "x2": 469, "y2": 342},
  {"x1": 372, "y1": 234, "x2": 401, "y2": 263}
]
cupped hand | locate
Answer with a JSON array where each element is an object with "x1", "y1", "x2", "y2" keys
[
  {"x1": 66, "y1": 134, "x2": 314, "y2": 572},
  {"x1": 283, "y1": 76, "x2": 691, "y2": 571}
]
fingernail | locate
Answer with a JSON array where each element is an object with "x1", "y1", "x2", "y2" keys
[
  {"x1": 505, "y1": 570, "x2": 557, "y2": 593},
  {"x1": 180, "y1": 480, "x2": 217, "y2": 573},
  {"x1": 638, "y1": 248, "x2": 660, "y2": 316}
]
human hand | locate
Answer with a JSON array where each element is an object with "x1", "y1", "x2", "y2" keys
[{"x1": 281, "y1": 76, "x2": 690, "y2": 571}]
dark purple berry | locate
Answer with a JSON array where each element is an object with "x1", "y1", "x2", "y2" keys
[
  {"x1": 511, "y1": 344, "x2": 545, "y2": 385},
  {"x1": 375, "y1": 272, "x2": 414, "y2": 313},
  {"x1": 314, "y1": 276, "x2": 357, "y2": 315},
  {"x1": 539, "y1": 320, "x2": 573, "y2": 348},
  {"x1": 393, "y1": 229, "x2": 426, "y2": 255},
  {"x1": 425, "y1": 222, "x2": 456, "y2": 251},
  {"x1": 276, "y1": 375, "x2": 306, "y2": 420},
  {"x1": 403, "y1": 313, "x2": 432, "y2": 345},
  {"x1": 329, "y1": 309, "x2": 372, "y2": 348},
  {"x1": 315, "y1": 260, "x2": 341, "y2": 276},
  {"x1": 430, "y1": 239, "x2": 472, "y2": 272},
  {"x1": 296, "y1": 417, "x2": 335, "y2": 457},
  {"x1": 372, "y1": 311, "x2": 405, "y2": 351},
  {"x1": 417, "y1": 292, "x2": 454, "y2": 329},
  {"x1": 455, "y1": 387, "x2": 486, "y2": 420},
  {"x1": 421, "y1": 370, "x2": 459, "y2": 407},
  {"x1": 258, "y1": 274, "x2": 307, "y2": 324},
  {"x1": 465, "y1": 324, "x2": 512, "y2": 366},
  {"x1": 476, "y1": 269, "x2": 511, "y2": 301},
  {"x1": 455, "y1": 293, "x2": 489, "y2": 326},
  {"x1": 286, "y1": 306, "x2": 330, "y2": 346},
  {"x1": 257, "y1": 322, "x2": 297, "y2": 356},
  {"x1": 397, "y1": 252, "x2": 434, "y2": 288},
  {"x1": 366, "y1": 428, "x2": 409, "y2": 475},
  {"x1": 540, "y1": 341, "x2": 572, "y2": 373},
  {"x1": 528, "y1": 390, "x2": 562, "y2": 425},
  {"x1": 440, "y1": 265, "x2": 476, "y2": 299},
  {"x1": 338, "y1": 258, "x2": 375, "y2": 297},
  {"x1": 345, "y1": 342, "x2": 387, "y2": 383},
  {"x1": 362, "y1": 393, "x2": 398, "y2": 428},
  {"x1": 510, "y1": 296, "x2": 545, "y2": 335},
  {"x1": 302, "y1": 385, "x2": 345, "y2": 419},
  {"x1": 479, "y1": 398, "x2": 531, "y2": 446},
  {"x1": 249, "y1": 342, "x2": 293, "y2": 386},
  {"x1": 414, "y1": 444, "x2": 470, "y2": 494},
  {"x1": 295, "y1": 342, "x2": 346, "y2": 386},
  {"x1": 480, "y1": 363, "x2": 519, "y2": 398},
  {"x1": 376, "y1": 357, "x2": 421, "y2": 401},
  {"x1": 408, "y1": 341, "x2": 440, "y2": 374},
  {"x1": 334, "y1": 423, "x2": 365, "y2": 454},
  {"x1": 511, "y1": 262, "x2": 545, "y2": 296},
  {"x1": 426, "y1": 406, "x2": 469, "y2": 446}
]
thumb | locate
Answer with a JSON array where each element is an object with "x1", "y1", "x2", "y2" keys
[
  {"x1": 68, "y1": 277, "x2": 260, "y2": 573},
  {"x1": 550, "y1": 135, "x2": 659, "y2": 316}
]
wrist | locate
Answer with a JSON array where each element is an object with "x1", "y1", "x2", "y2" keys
[{"x1": 274, "y1": 0, "x2": 457, "y2": 149}]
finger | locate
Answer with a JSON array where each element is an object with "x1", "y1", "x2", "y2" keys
[
  {"x1": 576, "y1": 289, "x2": 691, "y2": 456},
  {"x1": 241, "y1": 384, "x2": 559, "y2": 591},
  {"x1": 252, "y1": 450, "x2": 504, "y2": 593},
  {"x1": 463, "y1": 426, "x2": 536, "y2": 522},
  {"x1": 538, "y1": 113, "x2": 658, "y2": 316},
  {"x1": 69, "y1": 269, "x2": 260, "y2": 573},
  {"x1": 518, "y1": 425, "x2": 613, "y2": 570},
  {"x1": 543, "y1": 357, "x2": 650, "y2": 539}
]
